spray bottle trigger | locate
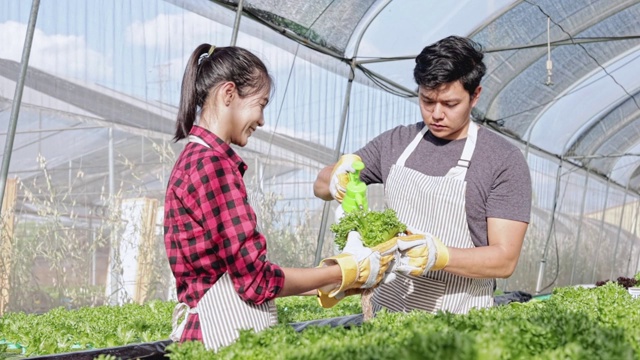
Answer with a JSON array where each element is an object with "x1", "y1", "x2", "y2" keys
[{"x1": 355, "y1": 192, "x2": 364, "y2": 210}]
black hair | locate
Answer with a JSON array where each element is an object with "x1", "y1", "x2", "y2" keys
[
  {"x1": 174, "y1": 44, "x2": 272, "y2": 141},
  {"x1": 413, "y1": 35, "x2": 486, "y2": 96}
]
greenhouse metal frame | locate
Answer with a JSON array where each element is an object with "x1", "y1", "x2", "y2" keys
[{"x1": 1, "y1": 0, "x2": 640, "y2": 315}]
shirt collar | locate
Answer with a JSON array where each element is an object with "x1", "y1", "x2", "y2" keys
[{"x1": 189, "y1": 125, "x2": 248, "y2": 175}]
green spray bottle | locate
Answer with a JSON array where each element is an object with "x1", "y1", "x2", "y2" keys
[{"x1": 335, "y1": 160, "x2": 368, "y2": 224}]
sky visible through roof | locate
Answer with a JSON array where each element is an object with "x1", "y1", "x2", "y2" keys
[{"x1": 2, "y1": 0, "x2": 640, "y2": 201}]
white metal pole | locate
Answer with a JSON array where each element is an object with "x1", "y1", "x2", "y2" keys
[
  {"x1": 535, "y1": 160, "x2": 563, "y2": 294},
  {"x1": 626, "y1": 200, "x2": 640, "y2": 276},
  {"x1": 315, "y1": 60, "x2": 356, "y2": 265},
  {"x1": 569, "y1": 171, "x2": 590, "y2": 284},
  {"x1": 591, "y1": 177, "x2": 611, "y2": 282},
  {"x1": 107, "y1": 128, "x2": 118, "y2": 305},
  {"x1": 230, "y1": 0, "x2": 244, "y2": 46},
  {"x1": 0, "y1": 0, "x2": 40, "y2": 218},
  {"x1": 313, "y1": 1, "x2": 392, "y2": 265},
  {"x1": 610, "y1": 179, "x2": 630, "y2": 279}
]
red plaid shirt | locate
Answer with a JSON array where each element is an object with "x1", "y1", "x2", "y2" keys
[{"x1": 164, "y1": 125, "x2": 285, "y2": 341}]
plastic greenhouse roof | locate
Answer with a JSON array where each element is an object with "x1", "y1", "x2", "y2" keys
[
  {"x1": 2, "y1": 0, "x2": 640, "y2": 216},
  {"x1": 205, "y1": 0, "x2": 640, "y2": 190},
  {"x1": 0, "y1": 54, "x2": 328, "y2": 215}
]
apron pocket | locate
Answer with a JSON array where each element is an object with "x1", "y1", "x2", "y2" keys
[
  {"x1": 404, "y1": 275, "x2": 446, "y2": 312},
  {"x1": 448, "y1": 278, "x2": 495, "y2": 314}
]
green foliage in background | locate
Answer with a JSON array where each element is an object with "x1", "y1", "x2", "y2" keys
[
  {"x1": 0, "y1": 296, "x2": 357, "y2": 358},
  {"x1": 276, "y1": 295, "x2": 361, "y2": 324},
  {"x1": 168, "y1": 283, "x2": 640, "y2": 360},
  {"x1": 0, "y1": 300, "x2": 174, "y2": 357},
  {"x1": 252, "y1": 191, "x2": 319, "y2": 268},
  {"x1": 3, "y1": 284, "x2": 640, "y2": 359}
]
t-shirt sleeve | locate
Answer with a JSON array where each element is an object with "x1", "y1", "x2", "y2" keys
[
  {"x1": 485, "y1": 148, "x2": 532, "y2": 223},
  {"x1": 194, "y1": 156, "x2": 285, "y2": 304},
  {"x1": 355, "y1": 130, "x2": 391, "y2": 185}
]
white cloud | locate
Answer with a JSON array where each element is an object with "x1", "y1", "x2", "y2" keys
[
  {"x1": 125, "y1": 12, "x2": 233, "y2": 86},
  {"x1": 126, "y1": 12, "x2": 230, "y2": 50},
  {"x1": 124, "y1": 11, "x2": 307, "y2": 75},
  {"x1": 0, "y1": 21, "x2": 112, "y2": 81}
]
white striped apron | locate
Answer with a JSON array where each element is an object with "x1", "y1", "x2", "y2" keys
[
  {"x1": 371, "y1": 121, "x2": 494, "y2": 314},
  {"x1": 170, "y1": 273, "x2": 277, "y2": 351},
  {"x1": 169, "y1": 135, "x2": 277, "y2": 351}
]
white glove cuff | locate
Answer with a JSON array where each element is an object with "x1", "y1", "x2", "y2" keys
[
  {"x1": 422, "y1": 237, "x2": 438, "y2": 273},
  {"x1": 361, "y1": 251, "x2": 381, "y2": 289}
]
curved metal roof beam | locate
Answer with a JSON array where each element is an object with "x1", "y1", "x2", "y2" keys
[
  {"x1": 468, "y1": 0, "x2": 522, "y2": 38},
  {"x1": 474, "y1": 0, "x2": 637, "y2": 125},
  {"x1": 519, "y1": 43, "x2": 640, "y2": 163},
  {"x1": 166, "y1": 0, "x2": 379, "y2": 88},
  {"x1": 566, "y1": 86, "x2": 640, "y2": 159},
  {"x1": 343, "y1": 0, "x2": 391, "y2": 59},
  {"x1": 607, "y1": 142, "x2": 640, "y2": 187},
  {"x1": 628, "y1": 165, "x2": 640, "y2": 190},
  {"x1": 527, "y1": 46, "x2": 640, "y2": 157}
]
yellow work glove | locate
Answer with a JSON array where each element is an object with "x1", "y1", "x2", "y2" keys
[
  {"x1": 317, "y1": 288, "x2": 365, "y2": 308},
  {"x1": 318, "y1": 259, "x2": 398, "y2": 308},
  {"x1": 394, "y1": 230, "x2": 449, "y2": 277},
  {"x1": 317, "y1": 231, "x2": 397, "y2": 308},
  {"x1": 329, "y1": 154, "x2": 362, "y2": 203}
]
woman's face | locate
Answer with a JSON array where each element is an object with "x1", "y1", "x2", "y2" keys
[{"x1": 227, "y1": 87, "x2": 269, "y2": 147}]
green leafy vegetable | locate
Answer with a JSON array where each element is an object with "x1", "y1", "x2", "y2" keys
[{"x1": 330, "y1": 208, "x2": 406, "y2": 250}]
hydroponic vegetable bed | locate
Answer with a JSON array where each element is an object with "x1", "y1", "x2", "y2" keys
[{"x1": 2, "y1": 283, "x2": 640, "y2": 359}]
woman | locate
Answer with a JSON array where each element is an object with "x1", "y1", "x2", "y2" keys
[{"x1": 164, "y1": 44, "x2": 397, "y2": 351}]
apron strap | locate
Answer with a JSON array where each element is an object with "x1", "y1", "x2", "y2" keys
[
  {"x1": 169, "y1": 302, "x2": 199, "y2": 342},
  {"x1": 444, "y1": 121, "x2": 478, "y2": 180},
  {"x1": 395, "y1": 121, "x2": 479, "y2": 177},
  {"x1": 396, "y1": 126, "x2": 427, "y2": 167}
]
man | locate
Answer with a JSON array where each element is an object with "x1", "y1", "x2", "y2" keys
[{"x1": 314, "y1": 35, "x2": 532, "y2": 314}]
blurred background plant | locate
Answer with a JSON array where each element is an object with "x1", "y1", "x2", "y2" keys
[
  {"x1": 252, "y1": 190, "x2": 319, "y2": 268},
  {"x1": 2, "y1": 140, "x2": 327, "y2": 313}
]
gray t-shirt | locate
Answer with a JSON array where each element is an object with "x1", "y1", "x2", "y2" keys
[{"x1": 355, "y1": 121, "x2": 532, "y2": 247}]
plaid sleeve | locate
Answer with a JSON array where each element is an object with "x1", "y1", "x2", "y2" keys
[{"x1": 191, "y1": 155, "x2": 285, "y2": 304}]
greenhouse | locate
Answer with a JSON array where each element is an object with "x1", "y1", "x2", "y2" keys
[{"x1": 1, "y1": 0, "x2": 640, "y2": 358}]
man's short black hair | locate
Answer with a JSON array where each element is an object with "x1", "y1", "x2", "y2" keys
[{"x1": 414, "y1": 35, "x2": 486, "y2": 96}]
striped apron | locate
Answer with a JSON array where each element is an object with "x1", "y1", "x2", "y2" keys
[
  {"x1": 371, "y1": 121, "x2": 494, "y2": 314},
  {"x1": 169, "y1": 135, "x2": 277, "y2": 351}
]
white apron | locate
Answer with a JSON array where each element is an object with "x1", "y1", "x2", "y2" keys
[
  {"x1": 169, "y1": 135, "x2": 277, "y2": 351},
  {"x1": 371, "y1": 121, "x2": 494, "y2": 314}
]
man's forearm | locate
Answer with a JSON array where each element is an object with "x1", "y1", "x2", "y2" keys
[
  {"x1": 444, "y1": 246, "x2": 520, "y2": 279},
  {"x1": 443, "y1": 218, "x2": 526, "y2": 278}
]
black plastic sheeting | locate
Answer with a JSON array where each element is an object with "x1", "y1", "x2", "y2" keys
[
  {"x1": 494, "y1": 291, "x2": 533, "y2": 305},
  {"x1": 289, "y1": 313, "x2": 364, "y2": 332},
  {"x1": 21, "y1": 294, "x2": 532, "y2": 359},
  {"x1": 24, "y1": 340, "x2": 172, "y2": 360}
]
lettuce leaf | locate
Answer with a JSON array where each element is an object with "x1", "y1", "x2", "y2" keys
[{"x1": 330, "y1": 208, "x2": 406, "y2": 250}]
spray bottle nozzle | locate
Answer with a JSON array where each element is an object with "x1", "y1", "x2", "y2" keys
[{"x1": 349, "y1": 161, "x2": 365, "y2": 183}]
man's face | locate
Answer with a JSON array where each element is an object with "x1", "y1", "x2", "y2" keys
[{"x1": 418, "y1": 81, "x2": 481, "y2": 141}]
